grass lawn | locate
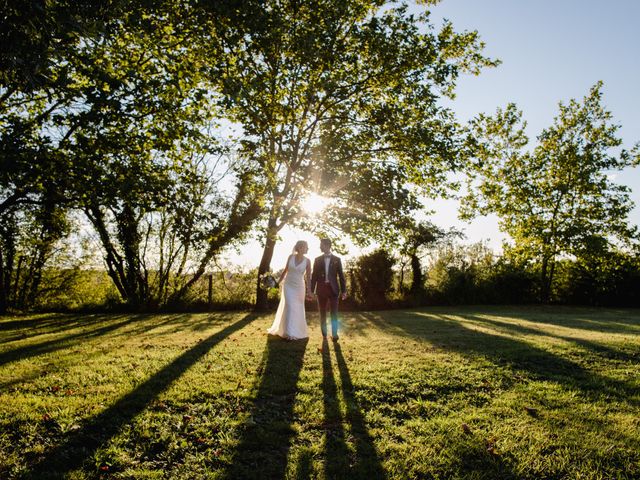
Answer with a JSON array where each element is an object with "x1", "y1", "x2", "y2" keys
[{"x1": 1, "y1": 306, "x2": 639, "y2": 479}]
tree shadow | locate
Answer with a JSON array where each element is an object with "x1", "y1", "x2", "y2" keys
[
  {"x1": 362, "y1": 311, "x2": 638, "y2": 407},
  {"x1": 223, "y1": 336, "x2": 308, "y2": 479},
  {"x1": 456, "y1": 305, "x2": 640, "y2": 333},
  {"x1": 112, "y1": 312, "x2": 241, "y2": 337},
  {"x1": 0, "y1": 312, "x2": 241, "y2": 370},
  {"x1": 0, "y1": 313, "x2": 85, "y2": 332},
  {"x1": 0, "y1": 315, "x2": 135, "y2": 368},
  {"x1": 0, "y1": 313, "x2": 126, "y2": 344},
  {"x1": 461, "y1": 313, "x2": 640, "y2": 363},
  {"x1": 24, "y1": 312, "x2": 258, "y2": 479}
]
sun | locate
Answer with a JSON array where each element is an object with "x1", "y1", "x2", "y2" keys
[{"x1": 301, "y1": 192, "x2": 331, "y2": 216}]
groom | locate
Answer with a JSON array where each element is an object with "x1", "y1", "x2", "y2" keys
[{"x1": 311, "y1": 238, "x2": 347, "y2": 340}]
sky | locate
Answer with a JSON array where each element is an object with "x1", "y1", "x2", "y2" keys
[{"x1": 233, "y1": 0, "x2": 640, "y2": 270}]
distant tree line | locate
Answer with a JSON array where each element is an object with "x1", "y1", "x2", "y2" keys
[
  {"x1": 13, "y1": 238, "x2": 640, "y2": 311},
  {"x1": 347, "y1": 242, "x2": 640, "y2": 309}
]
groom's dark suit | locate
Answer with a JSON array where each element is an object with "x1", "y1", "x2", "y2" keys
[{"x1": 311, "y1": 253, "x2": 346, "y2": 337}]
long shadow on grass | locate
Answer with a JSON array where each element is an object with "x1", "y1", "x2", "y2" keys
[
  {"x1": 24, "y1": 312, "x2": 257, "y2": 479},
  {"x1": 321, "y1": 337, "x2": 352, "y2": 478},
  {"x1": 457, "y1": 306, "x2": 640, "y2": 333},
  {"x1": 0, "y1": 313, "x2": 127, "y2": 345},
  {"x1": 224, "y1": 336, "x2": 307, "y2": 479},
  {"x1": 364, "y1": 311, "x2": 638, "y2": 406},
  {"x1": 463, "y1": 314, "x2": 640, "y2": 363},
  {"x1": 0, "y1": 313, "x2": 83, "y2": 332},
  {"x1": 325, "y1": 340, "x2": 386, "y2": 479},
  {"x1": 0, "y1": 315, "x2": 135, "y2": 367},
  {"x1": 0, "y1": 313, "x2": 225, "y2": 368}
]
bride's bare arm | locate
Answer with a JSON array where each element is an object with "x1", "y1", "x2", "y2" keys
[{"x1": 276, "y1": 256, "x2": 290, "y2": 285}]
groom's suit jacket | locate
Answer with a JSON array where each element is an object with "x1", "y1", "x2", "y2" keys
[{"x1": 311, "y1": 254, "x2": 346, "y2": 296}]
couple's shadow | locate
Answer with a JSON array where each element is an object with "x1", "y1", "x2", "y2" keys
[
  {"x1": 225, "y1": 336, "x2": 385, "y2": 479},
  {"x1": 320, "y1": 338, "x2": 385, "y2": 479}
]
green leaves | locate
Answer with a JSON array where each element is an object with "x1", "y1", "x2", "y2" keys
[
  {"x1": 212, "y1": 0, "x2": 496, "y2": 261},
  {"x1": 463, "y1": 83, "x2": 639, "y2": 300}
]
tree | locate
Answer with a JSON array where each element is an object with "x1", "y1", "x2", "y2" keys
[
  {"x1": 425, "y1": 240, "x2": 495, "y2": 305},
  {"x1": 0, "y1": 193, "x2": 69, "y2": 312},
  {"x1": 349, "y1": 248, "x2": 395, "y2": 309},
  {"x1": 212, "y1": 0, "x2": 498, "y2": 309},
  {"x1": 462, "y1": 82, "x2": 640, "y2": 301},
  {"x1": 0, "y1": 0, "x2": 125, "y2": 91},
  {"x1": 58, "y1": 4, "x2": 262, "y2": 308},
  {"x1": 1, "y1": 1, "x2": 263, "y2": 310},
  {"x1": 0, "y1": 67, "x2": 71, "y2": 313},
  {"x1": 397, "y1": 220, "x2": 452, "y2": 295}
]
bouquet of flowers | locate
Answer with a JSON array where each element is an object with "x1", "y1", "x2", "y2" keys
[{"x1": 260, "y1": 274, "x2": 277, "y2": 290}]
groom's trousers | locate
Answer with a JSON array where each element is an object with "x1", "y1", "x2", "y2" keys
[{"x1": 317, "y1": 282, "x2": 339, "y2": 337}]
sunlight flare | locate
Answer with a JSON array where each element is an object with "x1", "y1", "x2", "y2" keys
[{"x1": 301, "y1": 192, "x2": 331, "y2": 216}]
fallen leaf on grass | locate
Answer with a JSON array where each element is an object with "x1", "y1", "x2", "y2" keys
[
  {"x1": 461, "y1": 423, "x2": 472, "y2": 435},
  {"x1": 485, "y1": 437, "x2": 499, "y2": 456},
  {"x1": 152, "y1": 401, "x2": 169, "y2": 412},
  {"x1": 524, "y1": 406, "x2": 539, "y2": 417}
]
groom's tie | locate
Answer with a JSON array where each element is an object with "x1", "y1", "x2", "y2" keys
[{"x1": 324, "y1": 254, "x2": 331, "y2": 281}]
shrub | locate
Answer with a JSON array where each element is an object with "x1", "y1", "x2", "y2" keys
[{"x1": 348, "y1": 249, "x2": 395, "y2": 309}]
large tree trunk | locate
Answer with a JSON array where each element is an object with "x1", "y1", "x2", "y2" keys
[
  {"x1": 409, "y1": 253, "x2": 424, "y2": 294},
  {"x1": 24, "y1": 201, "x2": 58, "y2": 307},
  {"x1": 0, "y1": 230, "x2": 16, "y2": 313},
  {"x1": 398, "y1": 261, "x2": 406, "y2": 294},
  {"x1": 12, "y1": 254, "x2": 23, "y2": 308},
  {"x1": 118, "y1": 203, "x2": 147, "y2": 308},
  {"x1": 255, "y1": 221, "x2": 278, "y2": 311},
  {"x1": 0, "y1": 248, "x2": 6, "y2": 314},
  {"x1": 547, "y1": 259, "x2": 556, "y2": 302},
  {"x1": 540, "y1": 255, "x2": 552, "y2": 303},
  {"x1": 86, "y1": 204, "x2": 148, "y2": 309}
]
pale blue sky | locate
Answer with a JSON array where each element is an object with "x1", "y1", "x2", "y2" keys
[
  {"x1": 235, "y1": 0, "x2": 640, "y2": 268},
  {"x1": 425, "y1": 0, "x2": 640, "y2": 250},
  {"x1": 429, "y1": 0, "x2": 640, "y2": 145}
]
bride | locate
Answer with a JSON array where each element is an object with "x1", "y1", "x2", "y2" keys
[{"x1": 267, "y1": 240, "x2": 312, "y2": 340}]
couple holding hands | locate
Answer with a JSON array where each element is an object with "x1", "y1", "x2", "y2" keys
[{"x1": 267, "y1": 238, "x2": 347, "y2": 342}]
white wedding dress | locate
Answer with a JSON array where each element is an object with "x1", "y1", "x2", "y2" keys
[{"x1": 267, "y1": 255, "x2": 309, "y2": 340}]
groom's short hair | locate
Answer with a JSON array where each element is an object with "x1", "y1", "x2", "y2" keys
[{"x1": 320, "y1": 238, "x2": 332, "y2": 248}]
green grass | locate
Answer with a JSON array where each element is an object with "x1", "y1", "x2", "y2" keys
[{"x1": 1, "y1": 306, "x2": 639, "y2": 479}]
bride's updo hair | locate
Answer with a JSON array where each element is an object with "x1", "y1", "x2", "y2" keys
[{"x1": 293, "y1": 240, "x2": 308, "y2": 254}]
